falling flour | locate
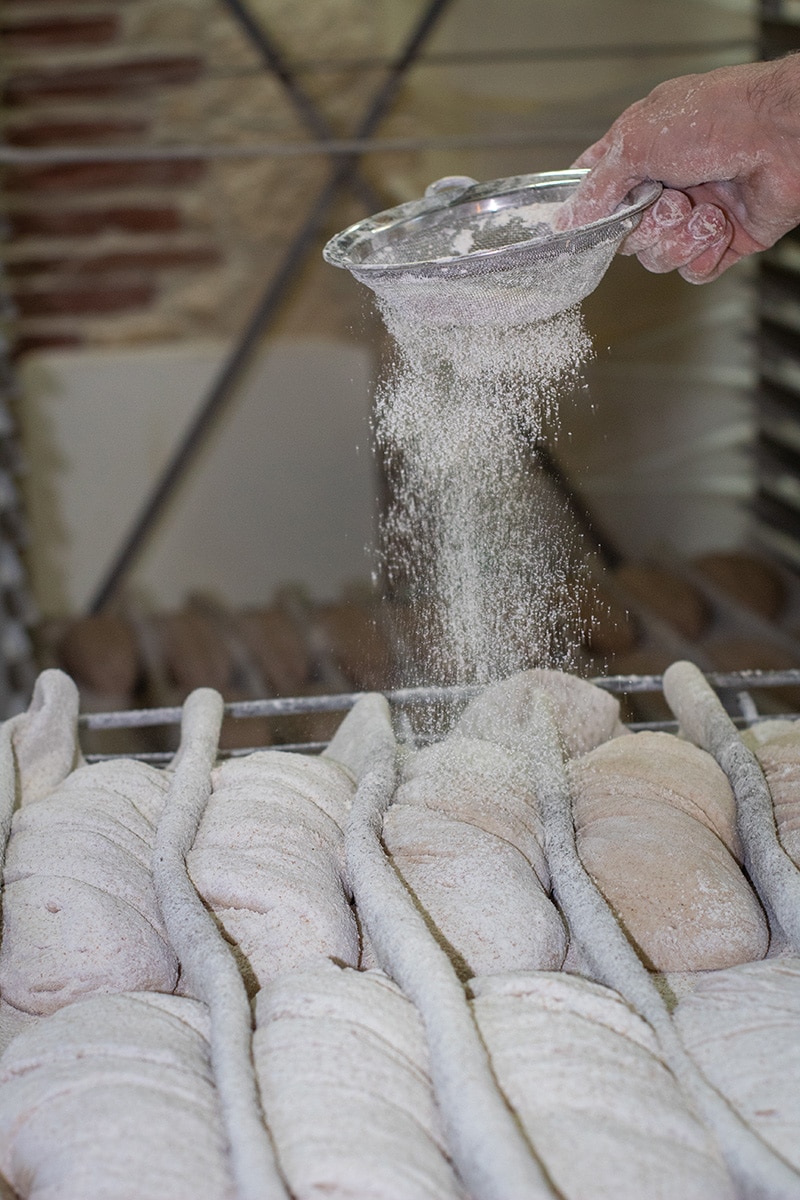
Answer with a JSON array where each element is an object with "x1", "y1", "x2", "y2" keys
[{"x1": 374, "y1": 300, "x2": 592, "y2": 714}]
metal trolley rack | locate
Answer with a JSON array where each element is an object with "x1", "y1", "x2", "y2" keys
[{"x1": 78, "y1": 667, "x2": 800, "y2": 764}]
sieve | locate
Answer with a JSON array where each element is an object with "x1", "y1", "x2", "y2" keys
[{"x1": 323, "y1": 170, "x2": 661, "y2": 327}]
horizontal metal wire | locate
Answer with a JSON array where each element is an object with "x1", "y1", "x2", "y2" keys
[
  {"x1": 261, "y1": 37, "x2": 754, "y2": 74},
  {"x1": 79, "y1": 670, "x2": 800, "y2": 733},
  {"x1": 86, "y1": 740, "x2": 330, "y2": 764},
  {"x1": 0, "y1": 127, "x2": 611, "y2": 167},
  {"x1": 80, "y1": 683, "x2": 483, "y2": 730},
  {"x1": 0, "y1": 38, "x2": 752, "y2": 170},
  {"x1": 82, "y1": 709, "x2": 800, "y2": 765}
]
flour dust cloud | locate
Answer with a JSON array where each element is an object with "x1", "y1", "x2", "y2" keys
[{"x1": 374, "y1": 303, "x2": 592, "y2": 702}]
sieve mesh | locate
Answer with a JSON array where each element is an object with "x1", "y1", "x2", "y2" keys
[
  {"x1": 363, "y1": 238, "x2": 618, "y2": 327},
  {"x1": 323, "y1": 171, "x2": 661, "y2": 327}
]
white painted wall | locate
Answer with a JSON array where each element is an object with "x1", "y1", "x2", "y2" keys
[{"x1": 17, "y1": 338, "x2": 378, "y2": 614}]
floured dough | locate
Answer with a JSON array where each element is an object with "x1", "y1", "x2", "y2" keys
[
  {"x1": 674, "y1": 956, "x2": 800, "y2": 1172},
  {"x1": 384, "y1": 806, "x2": 565, "y2": 977},
  {"x1": 0, "y1": 992, "x2": 235, "y2": 1200},
  {"x1": 0, "y1": 760, "x2": 177, "y2": 1015},
  {"x1": 10, "y1": 670, "x2": 82, "y2": 807},
  {"x1": 741, "y1": 719, "x2": 800, "y2": 867},
  {"x1": 454, "y1": 667, "x2": 626, "y2": 757},
  {"x1": 472, "y1": 971, "x2": 735, "y2": 1200},
  {"x1": 254, "y1": 964, "x2": 465, "y2": 1200},
  {"x1": 188, "y1": 751, "x2": 359, "y2": 992},
  {"x1": 571, "y1": 731, "x2": 769, "y2": 971},
  {"x1": 386, "y1": 713, "x2": 566, "y2": 978},
  {"x1": 396, "y1": 737, "x2": 550, "y2": 888}
]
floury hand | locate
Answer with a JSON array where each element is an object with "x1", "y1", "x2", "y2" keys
[{"x1": 558, "y1": 56, "x2": 800, "y2": 283}]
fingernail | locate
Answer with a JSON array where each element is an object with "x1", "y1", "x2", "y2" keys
[
  {"x1": 687, "y1": 207, "x2": 725, "y2": 241},
  {"x1": 652, "y1": 194, "x2": 687, "y2": 226}
]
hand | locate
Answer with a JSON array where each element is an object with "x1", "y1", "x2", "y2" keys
[{"x1": 558, "y1": 56, "x2": 800, "y2": 283}]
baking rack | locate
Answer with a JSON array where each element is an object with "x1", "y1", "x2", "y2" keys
[{"x1": 78, "y1": 668, "x2": 800, "y2": 764}]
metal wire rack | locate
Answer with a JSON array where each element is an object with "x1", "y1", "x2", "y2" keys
[{"x1": 79, "y1": 668, "x2": 800, "y2": 764}]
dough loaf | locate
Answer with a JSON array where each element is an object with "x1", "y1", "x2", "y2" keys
[
  {"x1": 385, "y1": 707, "x2": 567, "y2": 977},
  {"x1": 741, "y1": 719, "x2": 800, "y2": 868},
  {"x1": 0, "y1": 760, "x2": 177, "y2": 1015},
  {"x1": 188, "y1": 751, "x2": 359, "y2": 992},
  {"x1": 254, "y1": 964, "x2": 465, "y2": 1200},
  {"x1": 674, "y1": 957, "x2": 800, "y2": 1172},
  {"x1": 0, "y1": 992, "x2": 235, "y2": 1200},
  {"x1": 571, "y1": 731, "x2": 769, "y2": 971},
  {"x1": 472, "y1": 971, "x2": 735, "y2": 1200}
]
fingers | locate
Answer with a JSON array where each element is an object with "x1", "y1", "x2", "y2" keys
[
  {"x1": 559, "y1": 140, "x2": 736, "y2": 285},
  {"x1": 635, "y1": 203, "x2": 732, "y2": 276},
  {"x1": 619, "y1": 190, "x2": 692, "y2": 255},
  {"x1": 679, "y1": 236, "x2": 740, "y2": 284}
]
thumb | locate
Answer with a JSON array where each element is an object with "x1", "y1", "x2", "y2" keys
[
  {"x1": 556, "y1": 156, "x2": 645, "y2": 230},
  {"x1": 570, "y1": 138, "x2": 609, "y2": 171}
]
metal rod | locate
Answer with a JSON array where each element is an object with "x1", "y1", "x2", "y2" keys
[
  {"x1": 0, "y1": 127, "x2": 613, "y2": 167},
  {"x1": 78, "y1": 669, "x2": 800, "y2": 732},
  {"x1": 215, "y1": 0, "x2": 380, "y2": 212},
  {"x1": 152, "y1": 37, "x2": 753, "y2": 80},
  {"x1": 353, "y1": 0, "x2": 454, "y2": 142},
  {"x1": 85, "y1": 742, "x2": 331, "y2": 763},
  {"x1": 283, "y1": 37, "x2": 755, "y2": 72},
  {"x1": 87, "y1": 0, "x2": 454, "y2": 614},
  {"x1": 218, "y1": 0, "x2": 338, "y2": 142}
]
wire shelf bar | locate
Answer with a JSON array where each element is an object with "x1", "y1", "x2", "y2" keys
[{"x1": 79, "y1": 669, "x2": 800, "y2": 762}]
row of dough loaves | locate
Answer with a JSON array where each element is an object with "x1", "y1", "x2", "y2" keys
[{"x1": 0, "y1": 665, "x2": 797, "y2": 1199}]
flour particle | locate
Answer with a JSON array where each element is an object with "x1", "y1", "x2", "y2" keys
[{"x1": 373, "y1": 302, "x2": 592, "y2": 713}]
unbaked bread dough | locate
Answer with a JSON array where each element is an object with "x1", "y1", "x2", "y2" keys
[
  {"x1": 188, "y1": 751, "x2": 359, "y2": 992},
  {"x1": 571, "y1": 731, "x2": 769, "y2": 971},
  {"x1": 254, "y1": 964, "x2": 466, "y2": 1200},
  {"x1": 741, "y1": 719, "x2": 800, "y2": 868},
  {"x1": 0, "y1": 759, "x2": 177, "y2": 1015},
  {"x1": 674, "y1": 956, "x2": 800, "y2": 1173},
  {"x1": 395, "y1": 737, "x2": 550, "y2": 888},
  {"x1": 472, "y1": 971, "x2": 735, "y2": 1200},
  {"x1": 385, "y1": 702, "x2": 567, "y2": 977},
  {"x1": 384, "y1": 805, "x2": 566, "y2": 978},
  {"x1": 453, "y1": 667, "x2": 626, "y2": 757},
  {"x1": 0, "y1": 992, "x2": 235, "y2": 1200}
]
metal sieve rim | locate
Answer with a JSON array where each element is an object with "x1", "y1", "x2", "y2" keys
[{"x1": 323, "y1": 170, "x2": 661, "y2": 280}]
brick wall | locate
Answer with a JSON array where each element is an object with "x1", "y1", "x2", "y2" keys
[{"x1": 2, "y1": 0, "x2": 391, "y2": 355}]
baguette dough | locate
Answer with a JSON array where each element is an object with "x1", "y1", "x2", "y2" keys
[
  {"x1": 10, "y1": 670, "x2": 82, "y2": 807},
  {"x1": 188, "y1": 751, "x2": 358, "y2": 992},
  {"x1": 0, "y1": 992, "x2": 235, "y2": 1200},
  {"x1": 674, "y1": 957, "x2": 800, "y2": 1172},
  {"x1": 454, "y1": 667, "x2": 626, "y2": 757},
  {"x1": 384, "y1": 805, "x2": 565, "y2": 978},
  {"x1": 0, "y1": 759, "x2": 177, "y2": 1015},
  {"x1": 471, "y1": 971, "x2": 735, "y2": 1200},
  {"x1": 741, "y1": 719, "x2": 800, "y2": 868},
  {"x1": 254, "y1": 964, "x2": 465, "y2": 1200},
  {"x1": 385, "y1": 720, "x2": 566, "y2": 978},
  {"x1": 571, "y1": 731, "x2": 769, "y2": 971},
  {"x1": 396, "y1": 738, "x2": 550, "y2": 888}
]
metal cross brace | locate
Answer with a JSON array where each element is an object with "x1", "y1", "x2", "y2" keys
[
  {"x1": 89, "y1": 0, "x2": 454, "y2": 613},
  {"x1": 217, "y1": 0, "x2": 382, "y2": 214}
]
